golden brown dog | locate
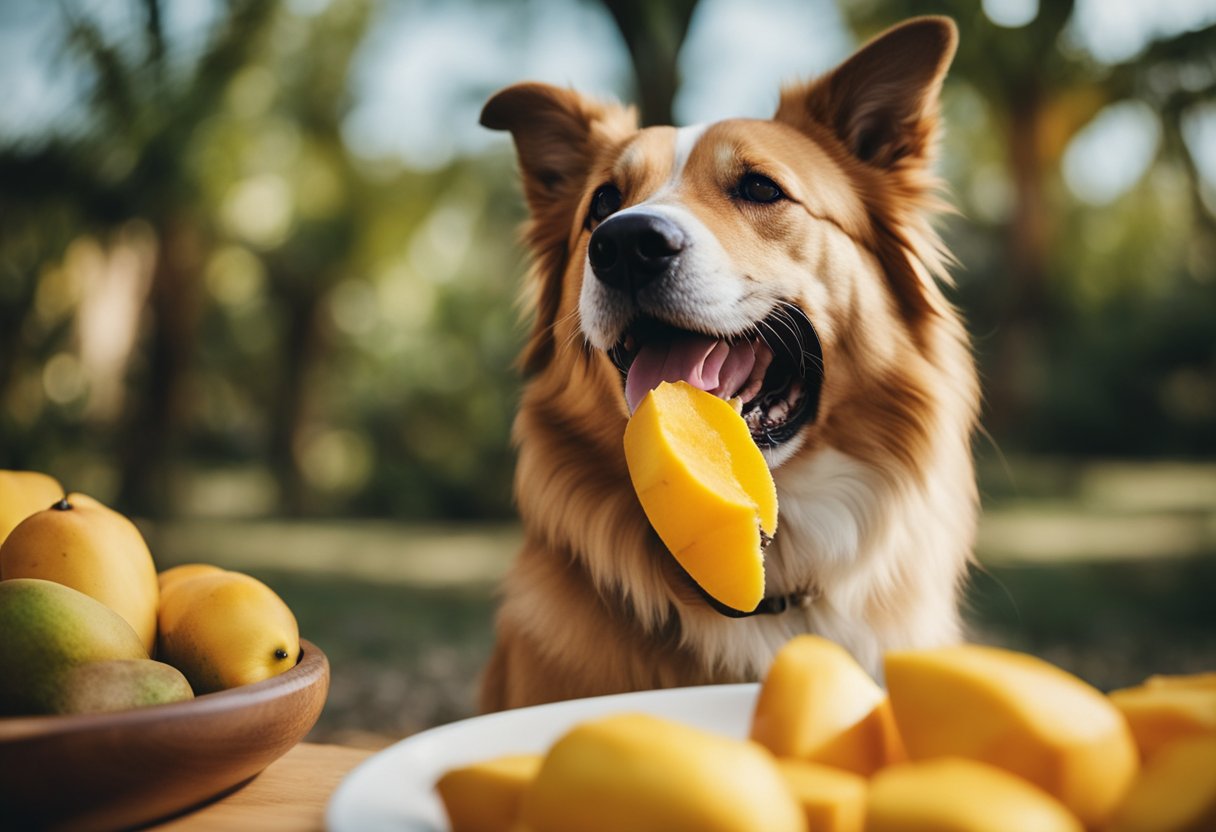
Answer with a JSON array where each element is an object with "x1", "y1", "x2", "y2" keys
[{"x1": 479, "y1": 16, "x2": 979, "y2": 712}]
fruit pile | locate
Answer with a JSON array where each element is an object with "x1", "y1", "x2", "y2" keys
[
  {"x1": 437, "y1": 636, "x2": 1216, "y2": 832},
  {"x1": 0, "y1": 469, "x2": 301, "y2": 717}
]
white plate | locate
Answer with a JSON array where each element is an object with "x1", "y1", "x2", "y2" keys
[{"x1": 326, "y1": 683, "x2": 760, "y2": 832}]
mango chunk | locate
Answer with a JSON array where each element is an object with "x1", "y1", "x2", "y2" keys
[
  {"x1": 751, "y1": 635, "x2": 904, "y2": 776},
  {"x1": 866, "y1": 758, "x2": 1083, "y2": 832},
  {"x1": 437, "y1": 754, "x2": 542, "y2": 832},
  {"x1": 1106, "y1": 734, "x2": 1216, "y2": 832},
  {"x1": 776, "y1": 759, "x2": 866, "y2": 832},
  {"x1": 1109, "y1": 680, "x2": 1216, "y2": 761},
  {"x1": 623, "y1": 381, "x2": 776, "y2": 612},
  {"x1": 884, "y1": 644, "x2": 1138, "y2": 828},
  {"x1": 517, "y1": 713, "x2": 806, "y2": 832}
]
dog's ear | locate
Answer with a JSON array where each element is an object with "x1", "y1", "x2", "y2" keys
[
  {"x1": 777, "y1": 18, "x2": 958, "y2": 321},
  {"x1": 482, "y1": 83, "x2": 637, "y2": 375},
  {"x1": 482, "y1": 83, "x2": 637, "y2": 220},
  {"x1": 776, "y1": 16, "x2": 956, "y2": 170}
]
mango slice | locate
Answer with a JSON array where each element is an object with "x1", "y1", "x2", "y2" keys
[
  {"x1": 751, "y1": 635, "x2": 904, "y2": 775},
  {"x1": 1106, "y1": 734, "x2": 1216, "y2": 832},
  {"x1": 1109, "y1": 679, "x2": 1216, "y2": 761},
  {"x1": 866, "y1": 758, "x2": 1083, "y2": 832},
  {"x1": 776, "y1": 759, "x2": 866, "y2": 832},
  {"x1": 623, "y1": 381, "x2": 777, "y2": 612},
  {"x1": 516, "y1": 713, "x2": 806, "y2": 832},
  {"x1": 884, "y1": 645, "x2": 1138, "y2": 828},
  {"x1": 437, "y1": 754, "x2": 542, "y2": 832}
]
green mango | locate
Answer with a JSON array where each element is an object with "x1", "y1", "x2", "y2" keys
[
  {"x1": 54, "y1": 659, "x2": 194, "y2": 714},
  {"x1": 0, "y1": 578, "x2": 148, "y2": 716}
]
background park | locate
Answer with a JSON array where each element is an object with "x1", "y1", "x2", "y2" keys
[{"x1": 1, "y1": 0, "x2": 1214, "y2": 747}]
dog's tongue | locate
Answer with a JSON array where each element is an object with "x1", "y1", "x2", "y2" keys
[{"x1": 625, "y1": 335, "x2": 757, "y2": 413}]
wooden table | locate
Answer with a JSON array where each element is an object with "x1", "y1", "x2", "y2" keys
[{"x1": 150, "y1": 742, "x2": 374, "y2": 831}]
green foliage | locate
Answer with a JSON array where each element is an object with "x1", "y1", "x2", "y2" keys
[{"x1": 0, "y1": 0, "x2": 1213, "y2": 521}]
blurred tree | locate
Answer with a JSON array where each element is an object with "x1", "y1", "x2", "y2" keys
[
  {"x1": 598, "y1": 0, "x2": 701, "y2": 125},
  {"x1": 0, "y1": 0, "x2": 279, "y2": 512},
  {"x1": 840, "y1": 1, "x2": 1215, "y2": 436}
]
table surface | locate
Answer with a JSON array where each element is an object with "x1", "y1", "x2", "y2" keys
[{"x1": 149, "y1": 742, "x2": 375, "y2": 832}]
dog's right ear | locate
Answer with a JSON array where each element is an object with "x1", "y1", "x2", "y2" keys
[
  {"x1": 482, "y1": 84, "x2": 636, "y2": 375},
  {"x1": 481, "y1": 83, "x2": 637, "y2": 221}
]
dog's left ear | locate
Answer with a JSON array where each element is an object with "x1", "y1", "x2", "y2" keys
[{"x1": 776, "y1": 16, "x2": 957, "y2": 170}]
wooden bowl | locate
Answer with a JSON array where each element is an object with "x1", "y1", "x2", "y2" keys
[{"x1": 0, "y1": 639, "x2": 329, "y2": 831}]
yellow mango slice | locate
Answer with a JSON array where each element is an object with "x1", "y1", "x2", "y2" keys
[
  {"x1": 885, "y1": 645, "x2": 1139, "y2": 828},
  {"x1": 1109, "y1": 680, "x2": 1216, "y2": 760},
  {"x1": 437, "y1": 754, "x2": 543, "y2": 832},
  {"x1": 867, "y1": 758, "x2": 1083, "y2": 832},
  {"x1": 1106, "y1": 734, "x2": 1216, "y2": 832},
  {"x1": 776, "y1": 759, "x2": 866, "y2": 832},
  {"x1": 623, "y1": 381, "x2": 776, "y2": 612},
  {"x1": 516, "y1": 713, "x2": 806, "y2": 832},
  {"x1": 751, "y1": 635, "x2": 905, "y2": 776}
]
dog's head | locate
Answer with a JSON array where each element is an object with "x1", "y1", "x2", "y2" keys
[{"x1": 485, "y1": 16, "x2": 963, "y2": 471}]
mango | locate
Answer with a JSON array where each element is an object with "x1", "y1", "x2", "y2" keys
[
  {"x1": 866, "y1": 758, "x2": 1083, "y2": 832},
  {"x1": 1106, "y1": 734, "x2": 1216, "y2": 832},
  {"x1": 776, "y1": 759, "x2": 866, "y2": 832},
  {"x1": 54, "y1": 659, "x2": 194, "y2": 714},
  {"x1": 1109, "y1": 679, "x2": 1216, "y2": 760},
  {"x1": 623, "y1": 381, "x2": 777, "y2": 612},
  {"x1": 0, "y1": 578, "x2": 148, "y2": 716},
  {"x1": 437, "y1": 754, "x2": 543, "y2": 832},
  {"x1": 158, "y1": 563, "x2": 225, "y2": 596},
  {"x1": 0, "y1": 493, "x2": 159, "y2": 654},
  {"x1": 0, "y1": 469, "x2": 63, "y2": 546},
  {"x1": 885, "y1": 644, "x2": 1139, "y2": 828},
  {"x1": 517, "y1": 713, "x2": 806, "y2": 832},
  {"x1": 751, "y1": 635, "x2": 904, "y2": 775},
  {"x1": 157, "y1": 570, "x2": 299, "y2": 693}
]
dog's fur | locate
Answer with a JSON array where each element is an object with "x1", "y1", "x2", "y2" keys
[{"x1": 479, "y1": 17, "x2": 980, "y2": 711}]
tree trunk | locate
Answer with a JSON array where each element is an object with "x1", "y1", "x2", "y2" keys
[
  {"x1": 600, "y1": 0, "x2": 700, "y2": 126},
  {"x1": 117, "y1": 214, "x2": 205, "y2": 515}
]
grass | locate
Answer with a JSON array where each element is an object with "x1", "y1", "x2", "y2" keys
[{"x1": 141, "y1": 457, "x2": 1216, "y2": 747}]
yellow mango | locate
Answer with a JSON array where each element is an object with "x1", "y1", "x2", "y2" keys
[
  {"x1": 0, "y1": 470, "x2": 63, "y2": 546},
  {"x1": 1109, "y1": 680, "x2": 1216, "y2": 760},
  {"x1": 866, "y1": 758, "x2": 1083, "y2": 832},
  {"x1": 885, "y1": 645, "x2": 1138, "y2": 828},
  {"x1": 1106, "y1": 734, "x2": 1216, "y2": 832},
  {"x1": 751, "y1": 635, "x2": 904, "y2": 775},
  {"x1": 623, "y1": 381, "x2": 777, "y2": 612},
  {"x1": 437, "y1": 754, "x2": 543, "y2": 832},
  {"x1": 776, "y1": 759, "x2": 866, "y2": 832},
  {"x1": 517, "y1": 713, "x2": 806, "y2": 832},
  {"x1": 158, "y1": 563, "x2": 225, "y2": 596},
  {"x1": 0, "y1": 493, "x2": 159, "y2": 654},
  {"x1": 157, "y1": 570, "x2": 299, "y2": 693}
]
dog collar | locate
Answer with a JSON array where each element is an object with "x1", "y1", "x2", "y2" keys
[{"x1": 698, "y1": 586, "x2": 815, "y2": 619}]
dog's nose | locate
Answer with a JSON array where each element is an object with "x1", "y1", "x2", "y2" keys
[{"x1": 588, "y1": 212, "x2": 685, "y2": 293}]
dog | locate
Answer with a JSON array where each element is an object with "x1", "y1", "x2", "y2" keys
[{"x1": 478, "y1": 16, "x2": 980, "y2": 712}]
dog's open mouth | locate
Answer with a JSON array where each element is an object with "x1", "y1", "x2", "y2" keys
[{"x1": 608, "y1": 304, "x2": 823, "y2": 448}]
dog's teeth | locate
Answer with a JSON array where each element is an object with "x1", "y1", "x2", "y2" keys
[{"x1": 769, "y1": 399, "x2": 790, "y2": 423}]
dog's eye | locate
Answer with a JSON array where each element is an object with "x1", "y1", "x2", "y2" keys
[
  {"x1": 587, "y1": 184, "x2": 622, "y2": 226},
  {"x1": 737, "y1": 173, "x2": 784, "y2": 204}
]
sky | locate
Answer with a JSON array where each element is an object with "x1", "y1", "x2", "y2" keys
[{"x1": 0, "y1": 0, "x2": 1213, "y2": 199}]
